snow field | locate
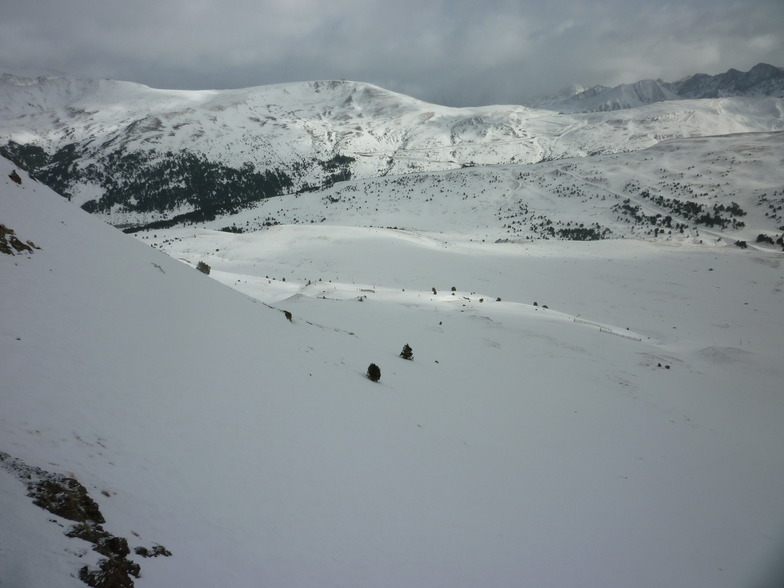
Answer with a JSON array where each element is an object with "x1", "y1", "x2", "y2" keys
[{"x1": 2, "y1": 154, "x2": 784, "y2": 587}]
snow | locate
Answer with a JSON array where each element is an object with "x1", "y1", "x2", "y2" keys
[
  {"x1": 2, "y1": 151, "x2": 784, "y2": 587},
  {"x1": 527, "y1": 64, "x2": 784, "y2": 112},
  {"x1": 2, "y1": 74, "x2": 783, "y2": 227},
  {"x1": 164, "y1": 130, "x2": 784, "y2": 249}
]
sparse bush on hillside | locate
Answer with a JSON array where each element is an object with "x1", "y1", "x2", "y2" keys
[
  {"x1": 367, "y1": 363, "x2": 381, "y2": 382},
  {"x1": 0, "y1": 141, "x2": 50, "y2": 173},
  {"x1": 756, "y1": 234, "x2": 775, "y2": 244},
  {"x1": 556, "y1": 226, "x2": 606, "y2": 240},
  {"x1": 400, "y1": 344, "x2": 413, "y2": 360},
  {"x1": 196, "y1": 261, "x2": 211, "y2": 275}
]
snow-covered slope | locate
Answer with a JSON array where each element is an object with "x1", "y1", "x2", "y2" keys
[
  {"x1": 147, "y1": 131, "x2": 784, "y2": 250},
  {"x1": 1, "y1": 73, "x2": 783, "y2": 229},
  {"x1": 3, "y1": 153, "x2": 784, "y2": 587},
  {"x1": 530, "y1": 63, "x2": 784, "y2": 113}
]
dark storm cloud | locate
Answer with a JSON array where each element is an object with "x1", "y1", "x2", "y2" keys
[{"x1": 1, "y1": 0, "x2": 783, "y2": 106}]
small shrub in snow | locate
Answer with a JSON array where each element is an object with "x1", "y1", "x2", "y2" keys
[
  {"x1": 196, "y1": 261, "x2": 211, "y2": 275},
  {"x1": 367, "y1": 363, "x2": 381, "y2": 382},
  {"x1": 400, "y1": 344, "x2": 413, "y2": 360},
  {"x1": 756, "y1": 234, "x2": 774, "y2": 245}
]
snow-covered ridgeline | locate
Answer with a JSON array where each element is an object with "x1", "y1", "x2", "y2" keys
[{"x1": 1, "y1": 73, "x2": 783, "y2": 222}]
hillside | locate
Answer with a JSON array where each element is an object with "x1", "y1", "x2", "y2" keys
[
  {"x1": 3, "y1": 151, "x2": 784, "y2": 588},
  {"x1": 1, "y1": 72, "x2": 783, "y2": 230},
  {"x1": 3, "y1": 66, "x2": 784, "y2": 586},
  {"x1": 135, "y1": 131, "x2": 784, "y2": 251}
]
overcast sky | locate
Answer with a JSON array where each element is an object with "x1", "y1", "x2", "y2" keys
[{"x1": 1, "y1": 0, "x2": 783, "y2": 106}]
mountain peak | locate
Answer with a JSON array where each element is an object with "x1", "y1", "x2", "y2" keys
[{"x1": 530, "y1": 63, "x2": 784, "y2": 112}]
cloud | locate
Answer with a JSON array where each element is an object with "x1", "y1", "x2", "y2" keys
[{"x1": 1, "y1": 0, "x2": 782, "y2": 105}]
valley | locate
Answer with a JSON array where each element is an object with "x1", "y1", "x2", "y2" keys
[{"x1": 1, "y1": 68, "x2": 784, "y2": 587}]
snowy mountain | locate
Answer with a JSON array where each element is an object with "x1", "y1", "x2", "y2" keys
[
  {"x1": 1, "y1": 70, "x2": 783, "y2": 230},
  {"x1": 160, "y1": 130, "x2": 784, "y2": 250},
  {"x1": 674, "y1": 63, "x2": 784, "y2": 99},
  {"x1": 544, "y1": 79, "x2": 679, "y2": 112},
  {"x1": 3, "y1": 62, "x2": 784, "y2": 586},
  {"x1": 3, "y1": 145, "x2": 784, "y2": 587},
  {"x1": 527, "y1": 79, "x2": 678, "y2": 112},
  {"x1": 531, "y1": 63, "x2": 784, "y2": 112}
]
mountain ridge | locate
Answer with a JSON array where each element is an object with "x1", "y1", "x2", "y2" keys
[
  {"x1": 1, "y1": 65, "x2": 783, "y2": 232},
  {"x1": 527, "y1": 63, "x2": 784, "y2": 112}
]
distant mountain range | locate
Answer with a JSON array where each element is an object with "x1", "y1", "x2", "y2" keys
[
  {"x1": 526, "y1": 63, "x2": 784, "y2": 112},
  {"x1": 0, "y1": 64, "x2": 782, "y2": 231}
]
